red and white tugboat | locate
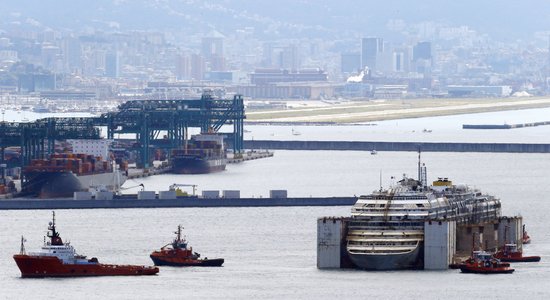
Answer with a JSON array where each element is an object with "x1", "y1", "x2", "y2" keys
[
  {"x1": 13, "y1": 212, "x2": 159, "y2": 278},
  {"x1": 493, "y1": 243, "x2": 541, "y2": 263},
  {"x1": 459, "y1": 251, "x2": 515, "y2": 274},
  {"x1": 150, "y1": 225, "x2": 224, "y2": 267}
]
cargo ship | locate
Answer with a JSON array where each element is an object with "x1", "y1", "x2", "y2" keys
[
  {"x1": 13, "y1": 212, "x2": 159, "y2": 278},
  {"x1": 171, "y1": 134, "x2": 226, "y2": 174},
  {"x1": 345, "y1": 153, "x2": 502, "y2": 270},
  {"x1": 150, "y1": 225, "x2": 224, "y2": 267},
  {"x1": 22, "y1": 153, "x2": 127, "y2": 198}
]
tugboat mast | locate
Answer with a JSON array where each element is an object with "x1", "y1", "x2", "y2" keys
[
  {"x1": 47, "y1": 211, "x2": 63, "y2": 245},
  {"x1": 20, "y1": 236, "x2": 26, "y2": 255}
]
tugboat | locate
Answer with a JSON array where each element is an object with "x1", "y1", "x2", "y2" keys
[
  {"x1": 13, "y1": 212, "x2": 159, "y2": 278},
  {"x1": 493, "y1": 243, "x2": 541, "y2": 263},
  {"x1": 459, "y1": 251, "x2": 515, "y2": 274},
  {"x1": 150, "y1": 225, "x2": 224, "y2": 267}
]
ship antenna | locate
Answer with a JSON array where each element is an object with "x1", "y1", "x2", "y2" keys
[
  {"x1": 379, "y1": 170, "x2": 382, "y2": 192},
  {"x1": 417, "y1": 149, "x2": 421, "y2": 183}
]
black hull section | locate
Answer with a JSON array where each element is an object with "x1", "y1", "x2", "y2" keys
[
  {"x1": 171, "y1": 156, "x2": 226, "y2": 174},
  {"x1": 150, "y1": 256, "x2": 224, "y2": 267},
  {"x1": 22, "y1": 171, "x2": 83, "y2": 198}
]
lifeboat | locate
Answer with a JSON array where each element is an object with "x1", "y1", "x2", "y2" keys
[
  {"x1": 13, "y1": 211, "x2": 159, "y2": 278},
  {"x1": 493, "y1": 243, "x2": 541, "y2": 263},
  {"x1": 459, "y1": 251, "x2": 514, "y2": 274},
  {"x1": 150, "y1": 225, "x2": 224, "y2": 267}
]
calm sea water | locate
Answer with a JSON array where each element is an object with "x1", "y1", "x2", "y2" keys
[{"x1": 2, "y1": 109, "x2": 550, "y2": 299}]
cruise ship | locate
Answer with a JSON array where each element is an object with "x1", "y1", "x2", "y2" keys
[{"x1": 346, "y1": 156, "x2": 501, "y2": 270}]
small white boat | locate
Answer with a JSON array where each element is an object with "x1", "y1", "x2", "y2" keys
[{"x1": 370, "y1": 150, "x2": 377, "y2": 155}]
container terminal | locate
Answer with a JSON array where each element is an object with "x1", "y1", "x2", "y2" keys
[{"x1": 0, "y1": 93, "x2": 250, "y2": 199}]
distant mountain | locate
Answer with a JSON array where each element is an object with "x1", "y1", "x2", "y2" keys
[{"x1": 1, "y1": 0, "x2": 548, "y2": 42}]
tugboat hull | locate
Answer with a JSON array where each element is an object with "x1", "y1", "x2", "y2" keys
[
  {"x1": 14, "y1": 255, "x2": 159, "y2": 277},
  {"x1": 459, "y1": 265, "x2": 515, "y2": 274},
  {"x1": 497, "y1": 256, "x2": 541, "y2": 263},
  {"x1": 150, "y1": 255, "x2": 224, "y2": 267}
]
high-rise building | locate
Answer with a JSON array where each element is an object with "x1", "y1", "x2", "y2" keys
[
  {"x1": 413, "y1": 42, "x2": 432, "y2": 61},
  {"x1": 175, "y1": 54, "x2": 191, "y2": 80},
  {"x1": 412, "y1": 42, "x2": 432, "y2": 74},
  {"x1": 361, "y1": 37, "x2": 384, "y2": 70},
  {"x1": 262, "y1": 43, "x2": 300, "y2": 70},
  {"x1": 62, "y1": 37, "x2": 82, "y2": 74},
  {"x1": 191, "y1": 54, "x2": 205, "y2": 80},
  {"x1": 341, "y1": 52, "x2": 361, "y2": 73},
  {"x1": 105, "y1": 51, "x2": 120, "y2": 78},
  {"x1": 201, "y1": 31, "x2": 225, "y2": 71}
]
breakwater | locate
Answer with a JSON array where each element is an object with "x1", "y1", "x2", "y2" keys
[
  {"x1": 245, "y1": 140, "x2": 550, "y2": 153},
  {"x1": 463, "y1": 121, "x2": 550, "y2": 129},
  {"x1": 0, "y1": 196, "x2": 357, "y2": 210}
]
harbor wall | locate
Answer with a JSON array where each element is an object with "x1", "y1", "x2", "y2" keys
[
  {"x1": 245, "y1": 140, "x2": 550, "y2": 153},
  {"x1": 0, "y1": 197, "x2": 358, "y2": 210}
]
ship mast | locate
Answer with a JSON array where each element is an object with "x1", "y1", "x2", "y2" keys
[
  {"x1": 417, "y1": 150, "x2": 427, "y2": 189},
  {"x1": 20, "y1": 236, "x2": 26, "y2": 255},
  {"x1": 47, "y1": 211, "x2": 63, "y2": 246}
]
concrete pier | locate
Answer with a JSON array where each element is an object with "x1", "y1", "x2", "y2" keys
[
  {"x1": 227, "y1": 150, "x2": 274, "y2": 163},
  {"x1": 246, "y1": 140, "x2": 550, "y2": 153},
  {"x1": 463, "y1": 121, "x2": 550, "y2": 129},
  {"x1": 0, "y1": 196, "x2": 357, "y2": 210}
]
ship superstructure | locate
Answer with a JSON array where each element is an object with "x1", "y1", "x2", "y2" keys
[{"x1": 346, "y1": 155, "x2": 501, "y2": 270}]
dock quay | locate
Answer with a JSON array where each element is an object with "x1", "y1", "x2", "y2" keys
[
  {"x1": 463, "y1": 121, "x2": 550, "y2": 129},
  {"x1": 0, "y1": 196, "x2": 356, "y2": 210},
  {"x1": 123, "y1": 151, "x2": 273, "y2": 178},
  {"x1": 227, "y1": 150, "x2": 274, "y2": 163},
  {"x1": 245, "y1": 140, "x2": 550, "y2": 153},
  {"x1": 126, "y1": 166, "x2": 172, "y2": 179}
]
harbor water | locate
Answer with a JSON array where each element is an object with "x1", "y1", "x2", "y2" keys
[{"x1": 2, "y1": 109, "x2": 550, "y2": 299}]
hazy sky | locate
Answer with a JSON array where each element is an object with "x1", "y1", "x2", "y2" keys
[{"x1": 1, "y1": 0, "x2": 549, "y2": 43}]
